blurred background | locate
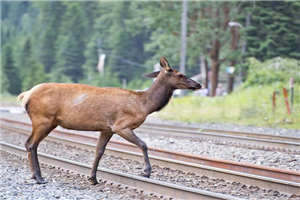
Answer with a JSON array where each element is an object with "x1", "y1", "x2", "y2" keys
[{"x1": 1, "y1": 1, "x2": 299, "y2": 128}]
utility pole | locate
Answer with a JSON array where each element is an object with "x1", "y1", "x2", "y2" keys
[
  {"x1": 227, "y1": 21, "x2": 241, "y2": 94},
  {"x1": 180, "y1": 0, "x2": 188, "y2": 75}
]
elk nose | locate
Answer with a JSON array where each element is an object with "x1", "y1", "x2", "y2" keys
[
  {"x1": 196, "y1": 83, "x2": 202, "y2": 89},
  {"x1": 189, "y1": 79, "x2": 202, "y2": 90}
]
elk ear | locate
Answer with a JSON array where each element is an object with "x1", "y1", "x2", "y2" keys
[
  {"x1": 144, "y1": 71, "x2": 160, "y2": 78},
  {"x1": 160, "y1": 57, "x2": 171, "y2": 71}
]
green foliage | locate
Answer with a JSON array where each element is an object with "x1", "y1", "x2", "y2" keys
[
  {"x1": 55, "y1": 3, "x2": 86, "y2": 82},
  {"x1": 37, "y1": 1, "x2": 66, "y2": 73},
  {"x1": 1, "y1": 49, "x2": 9, "y2": 94},
  {"x1": 48, "y1": 68, "x2": 73, "y2": 83},
  {"x1": 82, "y1": 36, "x2": 99, "y2": 82},
  {"x1": 127, "y1": 78, "x2": 152, "y2": 90},
  {"x1": 16, "y1": 38, "x2": 33, "y2": 79},
  {"x1": 17, "y1": 38, "x2": 48, "y2": 90},
  {"x1": 244, "y1": 57, "x2": 300, "y2": 87},
  {"x1": 158, "y1": 85, "x2": 300, "y2": 129},
  {"x1": 80, "y1": 68, "x2": 121, "y2": 88},
  {"x1": 142, "y1": 2, "x2": 181, "y2": 67},
  {"x1": 245, "y1": 1, "x2": 300, "y2": 60},
  {"x1": 22, "y1": 61, "x2": 48, "y2": 90},
  {"x1": 1, "y1": 1, "x2": 300, "y2": 96},
  {"x1": 94, "y1": 2, "x2": 150, "y2": 82},
  {"x1": 1, "y1": 45, "x2": 22, "y2": 94}
]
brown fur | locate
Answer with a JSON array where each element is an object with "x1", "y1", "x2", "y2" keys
[{"x1": 18, "y1": 57, "x2": 201, "y2": 184}]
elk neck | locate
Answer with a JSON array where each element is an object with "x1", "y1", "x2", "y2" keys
[{"x1": 143, "y1": 77, "x2": 174, "y2": 114}]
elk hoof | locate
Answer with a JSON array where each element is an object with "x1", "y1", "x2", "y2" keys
[
  {"x1": 88, "y1": 177, "x2": 98, "y2": 185},
  {"x1": 35, "y1": 176, "x2": 47, "y2": 184},
  {"x1": 140, "y1": 172, "x2": 150, "y2": 178}
]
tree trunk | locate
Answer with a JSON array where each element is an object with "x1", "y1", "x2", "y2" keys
[
  {"x1": 227, "y1": 26, "x2": 240, "y2": 94},
  {"x1": 241, "y1": 13, "x2": 251, "y2": 81},
  {"x1": 179, "y1": 0, "x2": 188, "y2": 75},
  {"x1": 227, "y1": 61, "x2": 235, "y2": 93},
  {"x1": 200, "y1": 55, "x2": 209, "y2": 90},
  {"x1": 210, "y1": 39, "x2": 220, "y2": 97}
]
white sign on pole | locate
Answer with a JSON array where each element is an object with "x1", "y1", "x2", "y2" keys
[{"x1": 97, "y1": 54, "x2": 106, "y2": 75}]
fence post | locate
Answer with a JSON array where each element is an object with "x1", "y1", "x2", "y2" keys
[
  {"x1": 290, "y1": 77, "x2": 294, "y2": 112},
  {"x1": 272, "y1": 91, "x2": 276, "y2": 113},
  {"x1": 282, "y1": 88, "x2": 291, "y2": 115}
]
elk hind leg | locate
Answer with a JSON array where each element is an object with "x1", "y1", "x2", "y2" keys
[{"x1": 26, "y1": 119, "x2": 56, "y2": 184}]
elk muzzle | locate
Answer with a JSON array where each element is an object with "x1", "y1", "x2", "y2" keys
[{"x1": 187, "y1": 79, "x2": 202, "y2": 90}]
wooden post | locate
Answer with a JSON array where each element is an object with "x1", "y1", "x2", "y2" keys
[
  {"x1": 290, "y1": 78, "x2": 294, "y2": 112},
  {"x1": 282, "y1": 88, "x2": 291, "y2": 115},
  {"x1": 272, "y1": 91, "x2": 276, "y2": 113}
]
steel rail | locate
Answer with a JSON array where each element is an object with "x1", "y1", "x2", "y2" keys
[
  {"x1": 1, "y1": 120, "x2": 300, "y2": 195},
  {"x1": 143, "y1": 122, "x2": 300, "y2": 144},
  {"x1": 138, "y1": 124, "x2": 300, "y2": 152},
  {"x1": 0, "y1": 141, "x2": 242, "y2": 200}
]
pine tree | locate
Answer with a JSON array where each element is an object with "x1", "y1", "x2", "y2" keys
[
  {"x1": 95, "y1": 2, "x2": 150, "y2": 82},
  {"x1": 18, "y1": 38, "x2": 48, "y2": 90},
  {"x1": 82, "y1": 36, "x2": 99, "y2": 82},
  {"x1": 56, "y1": 3, "x2": 86, "y2": 82},
  {"x1": 38, "y1": 2, "x2": 66, "y2": 73},
  {"x1": 17, "y1": 38, "x2": 33, "y2": 80},
  {"x1": 2, "y1": 45, "x2": 22, "y2": 94},
  {"x1": 245, "y1": 1, "x2": 300, "y2": 60},
  {"x1": 82, "y1": 36, "x2": 121, "y2": 87},
  {"x1": 82, "y1": 1, "x2": 99, "y2": 37},
  {"x1": 22, "y1": 61, "x2": 48, "y2": 90}
]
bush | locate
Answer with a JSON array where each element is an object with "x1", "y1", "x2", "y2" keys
[
  {"x1": 158, "y1": 85, "x2": 300, "y2": 129},
  {"x1": 244, "y1": 57, "x2": 300, "y2": 87}
]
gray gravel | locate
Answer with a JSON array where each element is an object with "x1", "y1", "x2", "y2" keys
[
  {"x1": 1, "y1": 129, "x2": 299, "y2": 200},
  {"x1": 0, "y1": 151, "x2": 163, "y2": 200}
]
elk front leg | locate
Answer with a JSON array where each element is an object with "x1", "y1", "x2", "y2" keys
[
  {"x1": 114, "y1": 128, "x2": 152, "y2": 177},
  {"x1": 88, "y1": 130, "x2": 113, "y2": 185}
]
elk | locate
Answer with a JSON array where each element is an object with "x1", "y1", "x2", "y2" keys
[{"x1": 17, "y1": 57, "x2": 201, "y2": 184}]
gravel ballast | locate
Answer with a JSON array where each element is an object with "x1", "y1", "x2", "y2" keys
[
  {"x1": 0, "y1": 150, "x2": 163, "y2": 200},
  {"x1": 1, "y1": 129, "x2": 299, "y2": 200}
]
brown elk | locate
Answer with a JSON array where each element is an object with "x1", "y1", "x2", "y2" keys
[{"x1": 17, "y1": 57, "x2": 201, "y2": 184}]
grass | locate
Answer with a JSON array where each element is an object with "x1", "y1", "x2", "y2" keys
[{"x1": 158, "y1": 85, "x2": 300, "y2": 129}]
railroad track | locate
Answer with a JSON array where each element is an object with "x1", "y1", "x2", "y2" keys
[
  {"x1": 1, "y1": 117, "x2": 300, "y2": 196},
  {"x1": 1, "y1": 142, "x2": 241, "y2": 200},
  {"x1": 139, "y1": 123, "x2": 300, "y2": 153},
  {"x1": 1, "y1": 116, "x2": 300, "y2": 153}
]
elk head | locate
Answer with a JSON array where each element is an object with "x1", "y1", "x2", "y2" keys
[{"x1": 145, "y1": 57, "x2": 202, "y2": 90}]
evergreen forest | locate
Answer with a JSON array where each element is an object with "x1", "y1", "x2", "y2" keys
[{"x1": 1, "y1": 1, "x2": 300, "y2": 96}]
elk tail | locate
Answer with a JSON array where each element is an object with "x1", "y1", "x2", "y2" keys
[{"x1": 17, "y1": 84, "x2": 43, "y2": 107}]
